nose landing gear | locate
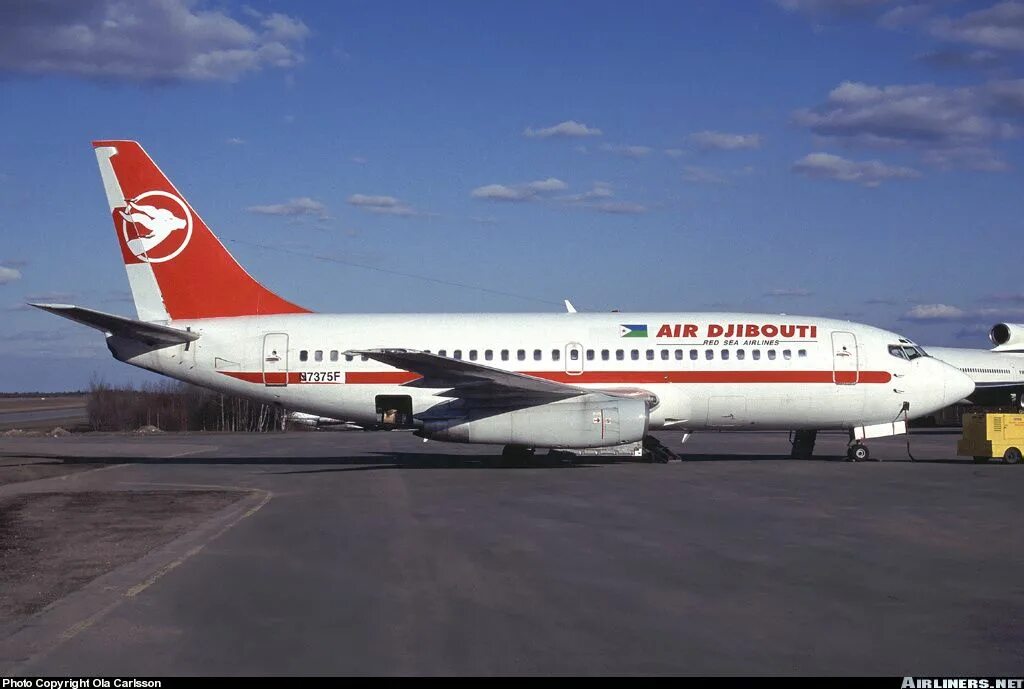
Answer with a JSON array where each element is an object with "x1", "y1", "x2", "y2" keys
[{"x1": 847, "y1": 443, "x2": 870, "y2": 462}]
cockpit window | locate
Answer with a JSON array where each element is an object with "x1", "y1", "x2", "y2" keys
[
  {"x1": 888, "y1": 345, "x2": 908, "y2": 360},
  {"x1": 903, "y1": 345, "x2": 928, "y2": 360},
  {"x1": 890, "y1": 344, "x2": 928, "y2": 360}
]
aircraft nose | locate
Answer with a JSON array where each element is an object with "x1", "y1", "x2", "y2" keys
[{"x1": 943, "y1": 365, "x2": 975, "y2": 407}]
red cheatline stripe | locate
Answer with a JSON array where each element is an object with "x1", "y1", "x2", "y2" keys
[{"x1": 221, "y1": 370, "x2": 891, "y2": 385}]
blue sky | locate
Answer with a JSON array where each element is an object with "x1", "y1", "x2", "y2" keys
[{"x1": 1, "y1": 0, "x2": 1023, "y2": 391}]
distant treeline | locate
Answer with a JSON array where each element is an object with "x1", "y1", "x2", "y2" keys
[
  {"x1": 87, "y1": 379, "x2": 286, "y2": 432},
  {"x1": 0, "y1": 391, "x2": 87, "y2": 398}
]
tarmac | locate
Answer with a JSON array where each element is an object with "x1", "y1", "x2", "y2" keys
[{"x1": 0, "y1": 428, "x2": 1021, "y2": 675}]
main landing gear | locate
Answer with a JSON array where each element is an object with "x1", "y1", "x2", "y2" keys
[
  {"x1": 789, "y1": 430, "x2": 817, "y2": 459},
  {"x1": 501, "y1": 445, "x2": 536, "y2": 463}
]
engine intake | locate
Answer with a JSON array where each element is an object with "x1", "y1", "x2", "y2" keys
[
  {"x1": 419, "y1": 394, "x2": 649, "y2": 448},
  {"x1": 989, "y1": 323, "x2": 1024, "y2": 350}
]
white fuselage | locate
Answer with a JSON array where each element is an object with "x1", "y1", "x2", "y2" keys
[{"x1": 109, "y1": 311, "x2": 972, "y2": 434}]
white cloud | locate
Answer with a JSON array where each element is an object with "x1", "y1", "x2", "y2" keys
[
  {"x1": 246, "y1": 197, "x2": 328, "y2": 219},
  {"x1": 226, "y1": 137, "x2": 246, "y2": 145},
  {"x1": 930, "y1": 1, "x2": 1024, "y2": 51},
  {"x1": 523, "y1": 120, "x2": 603, "y2": 138},
  {"x1": 599, "y1": 144, "x2": 652, "y2": 158},
  {"x1": 664, "y1": 148, "x2": 685, "y2": 158},
  {"x1": 558, "y1": 182, "x2": 614, "y2": 203},
  {"x1": 0, "y1": 0, "x2": 311, "y2": 83},
  {"x1": 347, "y1": 194, "x2": 427, "y2": 217},
  {"x1": 350, "y1": 156, "x2": 368, "y2": 164},
  {"x1": 690, "y1": 131, "x2": 762, "y2": 151},
  {"x1": 471, "y1": 178, "x2": 568, "y2": 202},
  {"x1": 901, "y1": 304, "x2": 970, "y2": 321},
  {"x1": 473, "y1": 180, "x2": 647, "y2": 215},
  {"x1": 524, "y1": 178, "x2": 569, "y2": 192},
  {"x1": 775, "y1": 0, "x2": 892, "y2": 13},
  {"x1": 791, "y1": 152, "x2": 920, "y2": 187},
  {"x1": 765, "y1": 288, "x2": 814, "y2": 297},
  {"x1": 794, "y1": 80, "x2": 1019, "y2": 170},
  {"x1": 0, "y1": 266, "x2": 22, "y2": 285},
  {"x1": 877, "y1": 3, "x2": 933, "y2": 30},
  {"x1": 681, "y1": 166, "x2": 728, "y2": 184},
  {"x1": 592, "y1": 202, "x2": 647, "y2": 215}
]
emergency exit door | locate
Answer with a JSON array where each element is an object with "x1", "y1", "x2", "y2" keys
[
  {"x1": 831, "y1": 331, "x2": 859, "y2": 385},
  {"x1": 565, "y1": 342, "x2": 584, "y2": 375},
  {"x1": 263, "y1": 333, "x2": 289, "y2": 386}
]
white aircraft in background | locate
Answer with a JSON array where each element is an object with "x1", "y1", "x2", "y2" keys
[
  {"x1": 926, "y1": 325, "x2": 1024, "y2": 408},
  {"x1": 33, "y1": 141, "x2": 974, "y2": 462}
]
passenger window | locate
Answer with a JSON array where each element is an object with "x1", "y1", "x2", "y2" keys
[
  {"x1": 675, "y1": 349, "x2": 683, "y2": 361},
  {"x1": 315, "y1": 350, "x2": 323, "y2": 362},
  {"x1": 361, "y1": 355, "x2": 368, "y2": 362},
  {"x1": 768, "y1": 350, "x2": 776, "y2": 360},
  {"x1": 533, "y1": 349, "x2": 542, "y2": 361},
  {"x1": 438, "y1": 349, "x2": 447, "y2": 358},
  {"x1": 705, "y1": 349, "x2": 714, "y2": 360},
  {"x1": 330, "y1": 350, "x2": 339, "y2": 362},
  {"x1": 501, "y1": 349, "x2": 509, "y2": 361},
  {"x1": 752, "y1": 350, "x2": 761, "y2": 361},
  {"x1": 345, "y1": 354, "x2": 354, "y2": 362},
  {"x1": 586, "y1": 349, "x2": 594, "y2": 361},
  {"x1": 485, "y1": 350, "x2": 493, "y2": 361},
  {"x1": 783, "y1": 350, "x2": 792, "y2": 360},
  {"x1": 552, "y1": 349, "x2": 560, "y2": 361},
  {"x1": 602, "y1": 349, "x2": 610, "y2": 361},
  {"x1": 469, "y1": 350, "x2": 478, "y2": 361},
  {"x1": 517, "y1": 349, "x2": 526, "y2": 361},
  {"x1": 690, "y1": 349, "x2": 698, "y2": 361},
  {"x1": 661, "y1": 349, "x2": 669, "y2": 361},
  {"x1": 631, "y1": 350, "x2": 639, "y2": 361},
  {"x1": 571, "y1": 349, "x2": 580, "y2": 361},
  {"x1": 646, "y1": 350, "x2": 655, "y2": 360},
  {"x1": 721, "y1": 349, "x2": 730, "y2": 360},
  {"x1": 798, "y1": 349, "x2": 807, "y2": 358},
  {"x1": 299, "y1": 350, "x2": 308, "y2": 362},
  {"x1": 454, "y1": 350, "x2": 463, "y2": 360},
  {"x1": 616, "y1": 349, "x2": 624, "y2": 361},
  {"x1": 736, "y1": 349, "x2": 745, "y2": 360}
]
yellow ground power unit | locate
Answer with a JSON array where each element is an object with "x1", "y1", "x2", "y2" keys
[{"x1": 958, "y1": 413, "x2": 1024, "y2": 464}]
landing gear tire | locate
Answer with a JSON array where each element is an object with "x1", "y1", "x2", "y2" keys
[
  {"x1": 1004, "y1": 447, "x2": 1022, "y2": 465},
  {"x1": 973, "y1": 456, "x2": 991, "y2": 464},
  {"x1": 847, "y1": 444, "x2": 869, "y2": 462},
  {"x1": 500, "y1": 445, "x2": 535, "y2": 465}
]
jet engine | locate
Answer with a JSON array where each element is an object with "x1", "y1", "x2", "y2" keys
[
  {"x1": 989, "y1": 323, "x2": 1024, "y2": 351},
  {"x1": 418, "y1": 394, "x2": 649, "y2": 448}
]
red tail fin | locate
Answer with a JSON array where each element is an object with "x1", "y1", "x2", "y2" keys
[{"x1": 93, "y1": 140, "x2": 309, "y2": 321}]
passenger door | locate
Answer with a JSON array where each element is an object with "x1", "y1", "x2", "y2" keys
[
  {"x1": 831, "y1": 331, "x2": 859, "y2": 385},
  {"x1": 262, "y1": 333, "x2": 289, "y2": 386}
]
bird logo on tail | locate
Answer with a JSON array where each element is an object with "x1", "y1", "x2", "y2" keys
[{"x1": 119, "y1": 190, "x2": 193, "y2": 263}]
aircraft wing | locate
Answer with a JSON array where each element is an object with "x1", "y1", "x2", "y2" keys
[
  {"x1": 347, "y1": 348, "x2": 590, "y2": 402},
  {"x1": 31, "y1": 303, "x2": 199, "y2": 347}
]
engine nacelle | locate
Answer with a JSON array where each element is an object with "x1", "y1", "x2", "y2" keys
[
  {"x1": 419, "y1": 394, "x2": 649, "y2": 448},
  {"x1": 989, "y1": 323, "x2": 1024, "y2": 351}
]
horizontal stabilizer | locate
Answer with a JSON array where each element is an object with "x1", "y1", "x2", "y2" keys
[{"x1": 30, "y1": 304, "x2": 199, "y2": 346}]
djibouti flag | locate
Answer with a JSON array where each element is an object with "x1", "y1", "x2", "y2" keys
[{"x1": 620, "y1": 324, "x2": 648, "y2": 338}]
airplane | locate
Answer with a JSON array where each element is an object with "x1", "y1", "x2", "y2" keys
[
  {"x1": 32, "y1": 141, "x2": 975, "y2": 463},
  {"x1": 925, "y1": 324, "x2": 1024, "y2": 409}
]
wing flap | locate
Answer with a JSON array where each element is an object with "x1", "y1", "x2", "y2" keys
[{"x1": 31, "y1": 303, "x2": 199, "y2": 346}]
